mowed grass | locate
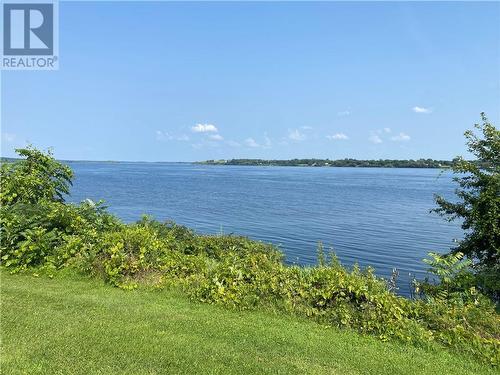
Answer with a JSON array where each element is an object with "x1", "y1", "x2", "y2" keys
[{"x1": 0, "y1": 270, "x2": 495, "y2": 375}]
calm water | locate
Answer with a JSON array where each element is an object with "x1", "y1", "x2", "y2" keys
[{"x1": 67, "y1": 162, "x2": 462, "y2": 295}]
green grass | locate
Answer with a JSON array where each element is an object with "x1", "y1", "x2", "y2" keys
[{"x1": 1, "y1": 270, "x2": 495, "y2": 375}]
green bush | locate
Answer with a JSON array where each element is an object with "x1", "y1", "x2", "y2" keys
[
  {"x1": 0, "y1": 199, "x2": 120, "y2": 272},
  {"x1": 0, "y1": 146, "x2": 73, "y2": 205},
  {"x1": 79, "y1": 217, "x2": 282, "y2": 289}
]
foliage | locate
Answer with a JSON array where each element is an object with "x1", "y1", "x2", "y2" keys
[
  {"x1": 0, "y1": 147, "x2": 120, "y2": 272},
  {"x1": 476, "y1": 264, "x2": 500, "y2": 301},
  {"x1": 416, "y1": 252, "x2": 477, "y2": 304},
  {"x1": 90, "y1": 218, "x2": 281, "y2": 289},
  {"x1": 0, "y1": 146, "x2": 73, "y2": 205},
  {"x1": 433, "y1": 113, "x2": 499, "y2": 298},
  {"x1": 1, "y1": 145, "x2": 499, "y2": 366},
  {"x1": 0, "y1": 200, "x2": 120, "y2": 272}
]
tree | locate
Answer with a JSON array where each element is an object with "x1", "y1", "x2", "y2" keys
[
  {"x1": 433, "y1": 113, "x2": 499, "y2": 295},
  {"x1": 0, "y1": 146, "x2": 73, "y2": 206}
]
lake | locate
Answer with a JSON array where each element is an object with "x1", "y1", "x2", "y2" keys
[{"x1": 66, "y1": 162, "x2": 462, "y2": 295}]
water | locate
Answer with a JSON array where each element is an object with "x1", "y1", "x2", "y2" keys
[{"x1": 66, "y1": 162, "x2": 462, "y2": 295}]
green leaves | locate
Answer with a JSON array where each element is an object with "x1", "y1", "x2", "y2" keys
[
  {"x1": 418, "y1": 252, "x2": 482, "y2": 307},
  {"x1": 1, "y1": 146, "x2": 73, "y2": 205},
  {"x1": 432, "y1": 114, "x2": 499, "y2": 298}
]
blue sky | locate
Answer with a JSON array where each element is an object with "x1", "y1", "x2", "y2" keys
[{"x1": 1, "y1": 1, "x2": 499, "y2": 161}]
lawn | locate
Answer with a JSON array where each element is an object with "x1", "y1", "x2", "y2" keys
[{"x1": 0, "y1": 270, "x2": 495, "y2": 375}]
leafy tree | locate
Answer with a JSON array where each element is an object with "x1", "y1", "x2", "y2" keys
[
  {"x1": 0, "y1": 146, "x2": 73, "y2": 205},
  {"x1": 433, "y1": 113, "x2": 499, "y2": 296}
]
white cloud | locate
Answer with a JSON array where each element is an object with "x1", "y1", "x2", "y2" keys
[
  {"x1": 391, "y1": 132, "x2": 411, "y2": 142},
  {"x1": 412, "y1": 106, "x2": 432, "y2": 114},
  {"x1": 288, "y1": 129, "x2": 306, "y2": 141},
  {"x1": 337, "y1": 110, "x2": 351, "y2": 117},
  {"x1": 191, "y1": 123, "x2": 218, "y2": 133},
  {"x1": 301, "y1": 125, "x2": 313, "y2": 130},
  {"x1": 383, "y1": 127, "x2": 391, "y2": 133},
  {"x1": 156, "y1": 131, "x2": 189, "y2": 141},
  {"x1": 369, "y1": 134, "x2": 383, "y2": 144},
  {"x1": 326, "y1": 133, "x2": 349, "y2": 140},
  {"x1": 209, "y1": 134, "x2": 224, "y2": 141},
  {"x1": 244, "y1": 138, "x2": 260, "y2": 148}
]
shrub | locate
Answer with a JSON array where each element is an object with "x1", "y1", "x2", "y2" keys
[
  {"x1": 0, "y1": 146, "x2": 73, "y2": 205},
  {"x1": 0, "y1": 200, "x2": 120, "y2": 272},
  {"x1": 416, "y1": 252, "x2": 480, "y2": 305}
]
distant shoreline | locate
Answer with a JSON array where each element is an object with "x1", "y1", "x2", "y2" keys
[
  {"x1": 197, "y1": 158, "x2": 455, "y2": 169},
  {"x1": 1, "y1": 156, "x2": 456, "y2": 168},
  {"x1": 1, "y1": 157, "x2": 455, "y2": 168}
]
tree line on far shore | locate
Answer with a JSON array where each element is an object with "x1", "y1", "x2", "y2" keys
[{"x1": 200, "y1": 158, "x2": 457, "y2": 168}]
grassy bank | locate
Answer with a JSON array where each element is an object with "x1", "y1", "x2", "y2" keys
[{"x1": 1, "y1": 270, "x2": 495, "y2": 375}]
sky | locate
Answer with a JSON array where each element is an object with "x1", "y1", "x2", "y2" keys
[{"x1": 1, "y1": 1, "x2": 499, "y2": 162}]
